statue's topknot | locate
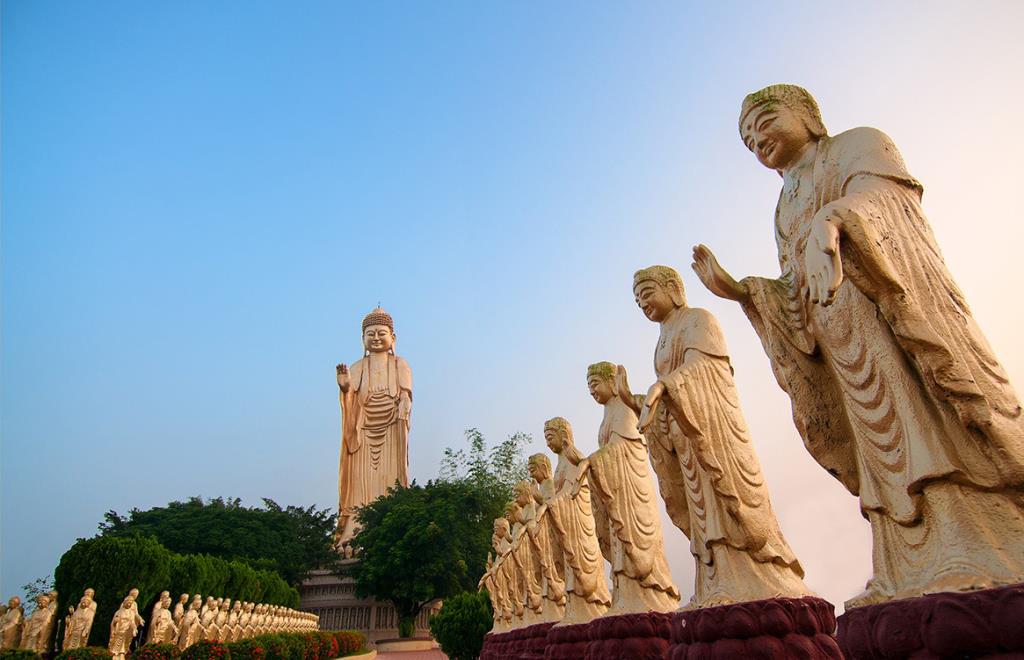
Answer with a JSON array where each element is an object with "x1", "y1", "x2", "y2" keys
[{"x1": 362, "y1": 307, "x2": 394, "y2": 332}]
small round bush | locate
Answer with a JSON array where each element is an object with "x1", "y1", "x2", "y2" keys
[
  {"x1": 131, "y1": 644, "x2": 177, "y2": 660},
  {"x1": 429, "y1": 590, "x2": 493, "y2": 660}
]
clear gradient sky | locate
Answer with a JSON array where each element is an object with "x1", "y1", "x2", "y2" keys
[{"x1": 3, "y1": 1, "x2": 1023, "y2": 611}]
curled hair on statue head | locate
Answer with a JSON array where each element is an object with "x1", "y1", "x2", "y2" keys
[
  {"x1": 633, "y1": 265, "x2": 686, "y2": 308},
  {"x1": 739, "y1": 84, "x2": 827, "y2": 140}
]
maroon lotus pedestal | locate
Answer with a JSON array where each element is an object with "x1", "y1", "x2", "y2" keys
[
  {"x1": 667, "y1": 596, "x2": 843, "y2": 659},
  {"x1": 544, "y1": 621, "x2": 591, "y2": 660},
  {"x1": 584, "y1": 611, "x2": 673, "y2": 660},
  {"x1": 837, "y1": 583, "x2": 1024, "y2": 659},
  {"x1": 481, "y1": 622, "x2": 554, "y2": 660}
]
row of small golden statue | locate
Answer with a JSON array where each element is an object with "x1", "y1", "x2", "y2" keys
[
  {"x1": 479, "y1": 85, "x2": 1024, "y2": 639},
  {"x1": 1, "y1": 592, "x2": 63, "y2": 654},
  {"x1": 0, "y1": 589, "x2": 318, "y2": 659}
]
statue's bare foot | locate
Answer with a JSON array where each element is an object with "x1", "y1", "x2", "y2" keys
[
  {"x1": 921, "y1": 570, "x2": 993, "y2": 596},
  {"x1": 844, "y1": 586, "x2": 889, "y2": 609}
]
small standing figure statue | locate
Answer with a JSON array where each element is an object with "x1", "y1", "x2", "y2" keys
[
  {"x1": 632, "y1": 265, "x2": 811, "y2": 608},
  {"x1": 585, "y1": 363, "x2": 681, "y2": 615},
  {"x1": 527, "y1": 453, "x2": 567, "y2": 622},
  {"x1": 176, "y1": 596, "x2": 203, "y2": 651},
  {"x1": 64, "y1": 589, "x2": 97, "y2": 650},
  {"x1": 19, "y1": 594, "x2": 54, "y2": 653},
  {"x1": 109, "y1": 598, "x2": 140, "y2": 660},
  {"x1": 0, "y1": 597, "x2": 23, "y2": 649},
  {"x1": 148, "y1": 592, "x2": 178, "y2": 645},
  {"x1": 543, "y1": 418, "x2": 611, "y2": 625},
  {"x1": 335, "y1": 307, "x2": 413, "y2": 557},
  {"x1": 172, "y1": 594, "x2": 189, "y2": 628},
  {"x1": 693, "y1": 84, "x2": 1024, "y2": 607}
]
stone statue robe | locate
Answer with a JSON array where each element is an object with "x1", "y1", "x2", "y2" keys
[
  {"x1": 646, "y1": 306, "x2": 809, "y2": 606},
  {"x1": 547, "y1": 456, "x2": 611, "y2": 625},
  {"x1": 529, "y1": 480, "x2": 566, "y2": 621},
  {"x1": 109, "y1": 608, "x2": 138, "y2": 660},
  {"x1": 588, "y1": 399, "x2": 680, "y2": 614},
  {"x1": 337, "y1": 353, "x2": 412, "y2": 545},
  {"x1": 65, "y1": 601, "x2": 96, "y2": 649},
  {"x1": 20, "y1": 604, "x2": 53, "y2": 653},
  {"x1": 0, "y1": 607, "x2": 23, "y2": 650},
  {"x1": 510, "y1": 510, "x2": 544, "y2": 623},
  {"x1": 176, "y1": 608, "x2": 200, "y2": 651},
  {"x1": 740, "y1": 126, "x2": 1024, "y2": 601}
]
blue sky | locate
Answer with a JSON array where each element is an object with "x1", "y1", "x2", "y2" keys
[{"x1": 4, "y1": 1, "x2": 1023, "y2": 610}]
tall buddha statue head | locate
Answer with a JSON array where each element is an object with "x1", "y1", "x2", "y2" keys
[
  {"x1": 634, "y1": 265, "x2": 686, "y2": 323},
  {"x1": 739, "y1": 84, "x2": 827, "y2": 172},
  {"x1": 362, "y1": 307, "x2": 395, "y2": 355},
  {"x1": 587, "y1": 362, "x2": 618, "y2": 404}
]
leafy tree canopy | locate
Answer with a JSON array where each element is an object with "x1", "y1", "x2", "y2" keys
[
  {"x1": 439, "y1": 428, "x2": 530, "y2": 524},
  {"x1": 351, "y1": 429, "x2": 528, "y2": 637},
  {"x1": 99, "y1": 497, "x2": 336, "y2": 586}
]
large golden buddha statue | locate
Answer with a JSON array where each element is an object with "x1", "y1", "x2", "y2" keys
[
  {"x1": 693, "y1": 84, "x2": 1024, "y2": 607},
  {"x1": 335, "y1": 307, "x2": 412, "y2": 556}
]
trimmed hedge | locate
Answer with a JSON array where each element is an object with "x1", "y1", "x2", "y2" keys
[
  {"x1": 131, "y1": 644, "x2": 177, "y2": 660},
  {"x1": 226, "y1": 632, "x2": 366, "y2": 660},
  {"x1": 55, "y1": 647, "x2": 112, "y2": 660},
  {"x1": 54, "y1": 536, "x2": 299, "y2": 647},
  {"x1": 0, "y1": 650, "x2": 44, "y2": 660}
]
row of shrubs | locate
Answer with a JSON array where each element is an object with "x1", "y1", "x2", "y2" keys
[
  {"x1": 0, "y1": 631, "x2": 367, "y2": 660},
  {"x1": 54, "y1": 536, "x2": 301, "y2": 647}
]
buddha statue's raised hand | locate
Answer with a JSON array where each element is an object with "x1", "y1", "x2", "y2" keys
[
  {"x1": 336, "y1": 364, "x2": 350, "y2": 393},
  {"x1": 692, "y1": 244, "x2": 749, "y2": 302}
]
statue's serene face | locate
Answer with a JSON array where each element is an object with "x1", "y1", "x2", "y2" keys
[
  {"x1": 544, "y1": 429, "x2": 564, "y2": 453},
  {"x1": 37, "y1": 596, "x2": 50, "y2": 609},
  {"x1": 528, "y1": 462, "x2": 547, "y2": 483},
  {"x1": 634, "y1": 280, "x2": 675, "y2": 322},
  {"x1": 363, "y1": 324, "x2": 394, "y2": 353},
  {"x1": 588, "y1": 374, "x2": 614, "y2": 404},
  {"x1": 740, "y1": 103, "x2": 814, "y2": 171}
]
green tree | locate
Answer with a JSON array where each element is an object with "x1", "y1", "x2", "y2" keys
[
  {"x1": 439, "y1": 428, "x2": 530, "y2": 526},
  {"x1": 350, "y1": 480, "x2": 486, "y2": 637},
  {"x1": 99, "y1": 497, "x2": 336, "y2": 586},
  {"x1": 350, "y1": 429, "x2": 528, "y2": 639},
  {"x1": 429, "y1": 590, "x2": 492, "y2": 660}
]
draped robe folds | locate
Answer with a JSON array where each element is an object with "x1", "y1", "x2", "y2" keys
[
  {"x1": 739, "y1": 127, "x2": 1024, "y2": 602},
  {"x1": 588, "y1": 400, "x2": 680, "y2": 614},
  {"x1": 337, "y1": 354, "x2": 412, "y2": 546},
  {"x1": 547, "y1": 457, "x2": 611, "y2": 625},
  {"x1": 108, "y1": 609, "x2": 137, "y2": 660},
  {"x1": 510, "y1": 509, "x2": 544, "y2": 624},
  {"x1": 527, "y1": 482, "x2": 567, "y2": 622},
  {"x1": 645, "y1": 307, "x2": 810, "y2": 607}
]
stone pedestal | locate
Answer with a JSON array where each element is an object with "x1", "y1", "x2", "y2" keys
[
  {"x1": 298, "y1": 567, "x2": 438, "y2": 644},
  {"x1": 667, "y1": 596, "x2": 842, "y2": 659},
  {"x1": 480, "y1": 622, "x2": 553, "y2": 660},
  {"x1": 837, "y1": 583, "x2": 1024, "y2": 659},
  {"x1": 543, "y1": 622, "x2": 590, "y2": 660},
  {"x1": 586, "y1": 611, "x2": 672, "y2": 660}
]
